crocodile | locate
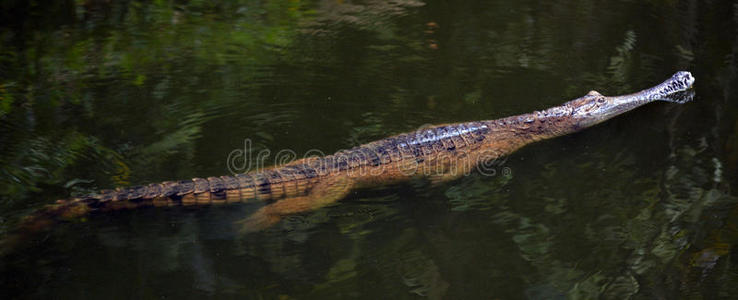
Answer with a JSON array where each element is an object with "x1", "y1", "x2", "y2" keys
[{"x1": 17, "y1": 71, "x2": 695, "y2": 234}]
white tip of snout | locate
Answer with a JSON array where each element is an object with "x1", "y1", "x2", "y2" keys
[{"x1": 672, "y1": 71, "x2": 695, "y2": 90}]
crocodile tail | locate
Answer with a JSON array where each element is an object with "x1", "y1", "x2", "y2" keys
[
  {"x1": 5, "y1": 178, "x2": 196, "y2": 230},
  {"x1": 43, "y1": 175, "x2": 258, "y2": 216},
  {"x1": 0, "y1": 199, "x2": 91, "y2": 256},
  {"x1": 3, "y1": 165, "x2": 320, "y2": 254},
  {"x1": 1, "y1": 176, "x2": 245, "y2": 254},
  {"x1": 10, "y1": 169, "x2": 314, "y2": 233}
]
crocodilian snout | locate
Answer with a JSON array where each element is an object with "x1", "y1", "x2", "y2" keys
[
  {"x1": 573, "y1": 71, "x2": 696, "y2": 127},
  {"x1": 646, "y1": 71, "x2": 695, "y2": 103},
  {"x1": 609, "y1": 71, "x2": 696, "y2": 106}
]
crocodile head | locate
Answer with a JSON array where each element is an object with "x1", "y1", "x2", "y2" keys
[{"x1": 569, "y1": 71, "x2": 695, "y2": 128}]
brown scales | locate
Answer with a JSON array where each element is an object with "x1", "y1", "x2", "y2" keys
[
  {"x1": 13, "y1": 72, "x2": 695, "y2": 235},
  {"x1": 26, "y1": 120, "x2": 547, "y2": 232}
]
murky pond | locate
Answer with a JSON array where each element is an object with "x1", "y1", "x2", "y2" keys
[{"x1": 1, "y1": 1, "x2": 737, "y2": 298}]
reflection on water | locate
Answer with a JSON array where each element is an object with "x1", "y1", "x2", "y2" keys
[{"x1": 1, "y1": 0, "x2": 738, "y2": 298}]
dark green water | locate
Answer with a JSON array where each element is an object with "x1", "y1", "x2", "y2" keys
[{"x1": 1, "y1": 0, "x2": 737, "y2": 299}]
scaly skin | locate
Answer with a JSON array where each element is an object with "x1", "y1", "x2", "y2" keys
[{"x1": 17, "y1": 72, "x2": 696, "y2": 233}]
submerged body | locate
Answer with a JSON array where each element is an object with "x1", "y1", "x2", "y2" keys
[{"x1": 19, "y1": 72, "x2": 696, "y2": 232}]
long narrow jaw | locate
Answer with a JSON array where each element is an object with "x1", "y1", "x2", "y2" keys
[
  {"x1": 639, "y1": 71, "x2": 695, "y2": 101},
  {"x1": 572, "y1": 71, "x2": 695, "y2": 127}
]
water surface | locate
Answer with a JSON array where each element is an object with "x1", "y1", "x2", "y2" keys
[{"x1": 1, "y1": 0, "x2": 737, "y2": 299}]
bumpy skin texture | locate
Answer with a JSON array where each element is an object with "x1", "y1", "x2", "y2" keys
[{"x1": 19, "y1": 72, "x2": 695, "y2": 233}]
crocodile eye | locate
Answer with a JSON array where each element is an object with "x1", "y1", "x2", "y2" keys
[{"x1": 597, "y1": 97, "x2": 606, "y2": 104}]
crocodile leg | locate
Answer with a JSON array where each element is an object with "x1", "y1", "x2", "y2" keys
[
  {"x1": 428, "y1": 171, "x2": 465, "y2": 186},
  {"x1": 237, "y1": 175, "x2": 354, "y2": 233}
]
